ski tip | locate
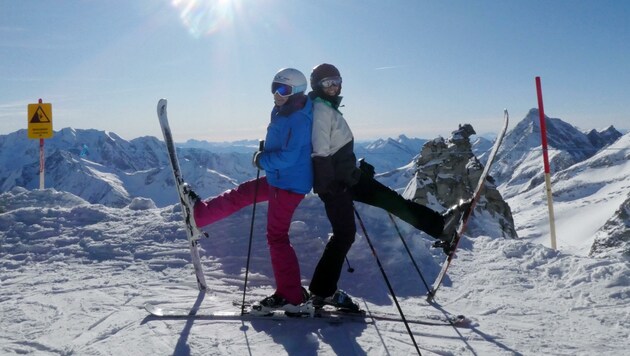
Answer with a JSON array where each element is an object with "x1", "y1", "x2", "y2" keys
[
  {"x1": 157, "y1": 99, "x2": 168, "y2": 116},
  {"x1": 158, "y1": 98, "x2": 167, "y2": 109},
  {"x1": 144, "y1": 302, "x2": 164, "y2": 316}
]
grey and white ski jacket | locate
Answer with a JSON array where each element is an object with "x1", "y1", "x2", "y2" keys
[{"x1": 310, "y1": 96, "x2": 361, "y2": 195}]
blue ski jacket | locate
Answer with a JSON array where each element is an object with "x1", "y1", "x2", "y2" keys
[{"x1": 257, "y1": 95, "x2": 313, "y2": 194}]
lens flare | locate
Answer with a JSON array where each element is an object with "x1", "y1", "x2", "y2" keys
[{"x1": 172, "y1": 0, "x2": 241, "y2": 37}]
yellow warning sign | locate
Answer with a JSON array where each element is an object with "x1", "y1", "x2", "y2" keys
[{"x1": 27, "y1": 103, "x2": 53, "y2": 139}]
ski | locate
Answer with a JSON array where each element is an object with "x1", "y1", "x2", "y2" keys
[
  {"x1": 234, "y1": 299, "x2": 362, "y2": 315},
  {"x1": 144, "y1": 303, "x2": 467, "y2": 327},
  {"x1": 307, "y1": 306, "x2": 467, "y2": 327},
  {"x1": 157, "y1": 99, "x2": 208, "y2": 291},
  {"x1": 427, "y1": 110, "x2": 510, "y2": 302},
  {"x1": 234, "y1": 298, "x2": 466, "y2": 326},
  {"x1": 145, "y1": 302, "x2": 371, "y2": 324}
]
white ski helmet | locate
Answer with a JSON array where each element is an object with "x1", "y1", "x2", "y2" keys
[{"x1": 271, "y1": 68, "x2": 307, "y2": 96}]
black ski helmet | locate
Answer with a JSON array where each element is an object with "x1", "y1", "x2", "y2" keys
[{"x1": 310, "y1": 63, "x2": 341, "y2": 91}]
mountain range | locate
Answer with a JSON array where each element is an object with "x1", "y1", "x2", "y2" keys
[{"x1": 0, "y1": 109, "x2": 627, "y2": 258}]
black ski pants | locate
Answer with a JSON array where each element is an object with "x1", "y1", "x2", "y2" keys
[
  {"x1": 309, "y1": 185, "x2": 356, "y2": 298},
  {"x1": 352, "y1": 172, "x2": 444, "y2": 238},
  {"x1": 309, "y1": 171, "x2": 444, "y2": 298}
]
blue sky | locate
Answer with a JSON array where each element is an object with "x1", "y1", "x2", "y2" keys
[{"x1": 1, "y1": 0, "x2": 628, "y2": 141}]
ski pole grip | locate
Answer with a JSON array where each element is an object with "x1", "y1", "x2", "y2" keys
[{"x1": 258, "y1": 139, "x2": 264, "y2": 151}]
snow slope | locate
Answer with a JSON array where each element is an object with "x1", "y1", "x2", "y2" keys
[
  {"x1": 1, "y1": 187, "x2": 628, "y2": 355},
  {"x1": 507, "y1": 132, "x2": 630, "y2": 256}
]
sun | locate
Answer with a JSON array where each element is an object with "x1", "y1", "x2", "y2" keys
[{"x1": 171, "y1": 0, "x2": 242, "y2": 38}]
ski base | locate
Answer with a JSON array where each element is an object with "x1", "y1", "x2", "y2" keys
[{"x1": 157, "y1": 99, "x2": 208, "y2": 291}]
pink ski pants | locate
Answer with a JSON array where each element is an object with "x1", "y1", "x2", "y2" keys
[{"x1": 193, "y1": 177, "x2": 305, "y2": 304}]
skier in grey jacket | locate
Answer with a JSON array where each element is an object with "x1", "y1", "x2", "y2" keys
[{"x1": 307, "y1": 63, "x2": 468, "y2": 309}]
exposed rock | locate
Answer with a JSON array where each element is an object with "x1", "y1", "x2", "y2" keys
[
  {"x1": 590, "y1": 196, "x2": 630, "y2": 260},
  {"x1": 403, "y1": 124, "x2": 517, "y2": 239}
]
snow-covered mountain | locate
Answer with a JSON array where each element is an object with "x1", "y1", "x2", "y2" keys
[
  {"x1": 471, "y1": 135, "x2": 494, "y2": 162},
  {"x1": 179, "y1": 138, "x2": 260, "y2": 153},
  {"x1": 1, "y1": 108, "x2": 628, "y2": 258},
  {"x1": 0, "y1": 128, "x2": 250, "y2": 207},
  {"x1": 365, "y1": 112, "x2": 628, "y2": 257},
  {"x1": 507, "y1": 130, "x2": 630, "y2": 257},
  {"x1": 491, "y1": 108, "x2": 622, "y2": 199},
  {"x1": 475, "y1": 108, "x2": 627, "y2": 257},
  {"x1": 0, "y1": 129, "x2": 429, "y2": 207},
  {"x1": 355, "y1": 135, "x2": 427, "y2": 172},
  {"x1": 182, "y1": 135, "x2": 428, "y2": 173}
]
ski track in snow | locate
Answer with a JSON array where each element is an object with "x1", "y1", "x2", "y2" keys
[{"x1": 1, "y1": 188, "x2": 629, "y2": 355}]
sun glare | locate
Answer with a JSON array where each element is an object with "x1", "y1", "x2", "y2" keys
[{"x1": 171, "y1": 0, "x2": 242, "y2": 38}]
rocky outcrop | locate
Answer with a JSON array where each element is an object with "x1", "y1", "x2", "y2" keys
[
  {"x1": 590, "y1": 195, "x2": 630, "y2": 260},
  {"x1": 403, "y1": 124, "x2": 517, "y2": 239}
]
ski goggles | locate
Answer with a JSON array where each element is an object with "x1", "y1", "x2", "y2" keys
[
  {"x1": 271, "y1": 82, "x2": 296, "y2": 97},
  {"x1": 319, "y1": 76, "x2": 342, "y2": 88}
]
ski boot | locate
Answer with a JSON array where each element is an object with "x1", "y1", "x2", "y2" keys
[
  {"x1": 308, "y1": 290, "x2": 361, "y2": 314},
  {"x1": 179, "y1": 183, "x2": 201, "y2": 207},
  {"x1": 433, "y1": 198, "x2": 472, "y2": 254},
  {"x1": 251, "y1": 287, "x2": 312, "y2": 316},
  {"x1": 178, "y1": 183, "x2": 207, "y2": 240}
]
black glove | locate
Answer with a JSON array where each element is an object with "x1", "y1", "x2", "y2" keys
[{"x1": 358, "y1": 158, "x2": 375, "y2": 179}]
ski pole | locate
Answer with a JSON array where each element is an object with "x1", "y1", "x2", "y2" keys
[
  {"x1": 316, "y1": 234, "x2": 354, "y2": 273},
  {"x1": 345, "y1": 256, "x2": 355, "y2": 273},
  {"x1": 354, "y1": 206, "x2": 422, "y2": 355},
  {"x1": 241, "y1": 139, "x2": 265, "y2": 315},
  {"x1": 387, "y1": 213, "x2": 431, "y2": 292}
]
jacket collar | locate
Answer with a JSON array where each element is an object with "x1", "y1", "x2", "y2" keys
[{"x1": 308, "y1": 91, "x2": 343, "y2": 110}]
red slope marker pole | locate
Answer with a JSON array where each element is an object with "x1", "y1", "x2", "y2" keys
[{"x1": 535, "y1": 77, "x2": 558, "y2": 250}]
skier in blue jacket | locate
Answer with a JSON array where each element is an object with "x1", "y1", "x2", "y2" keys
[{"x1": 185, "y1": 68, "x2": 313, "y2": 313}]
